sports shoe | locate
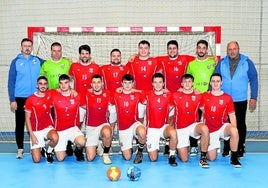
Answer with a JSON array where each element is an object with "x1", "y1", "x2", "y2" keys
[
  {"x1": 66, "y1": 141, "x2": 74, "y2": 156},
  {"x1": 164, "y1": 144, "x2": 170, "y2": 156},
  {"x1": 133, "y1": 151, "x2": 143, "y2": 164},
  {"x1": 237, "y1": 146, "x2": 245, "y2": 158},
  {"x1": 168, "y1": 155, "x2": 178, "y2": 167},
  {"x1": 222, "y1": 150, "x2": 230, "y2": 157},
  {"x1": 46, "y1": 152, "x2": 54, "y2": 164},
  {"x1": 230, "y1": 157, "x2": 242, "y2": 168},
  {"x1": 190, "y1": 147, "x2": 199, "y2": 156},
  {"x1": 16, "y1": 149, "x2": 24, "y2": 159},
  {"x1": 199, "y1": 157, "x2": 210, "y2": 168},
  {"x1": 97, "y1": 141, "x2": 104, "y2": 156},
  {"x1": 102, "y1": 153, "x2": 112, "y2": 165},
  {"x1": 41, "y1": 147, "x2": 46, "y2": 157},
  {"x1": 74, "y1": 147, "x2": 85, "y2": 162}
]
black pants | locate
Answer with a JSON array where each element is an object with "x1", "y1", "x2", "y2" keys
[
  {"x1": 15, "y1": 97, "x2": 27, "y2": 149},
  {"x1": 224, "y1": 100, "x2": 248, "y2": 152}
]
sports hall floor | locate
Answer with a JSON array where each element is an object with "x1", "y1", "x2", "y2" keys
[{"x1": 0, "y1": 141, "x2": 267, "y2": 188}]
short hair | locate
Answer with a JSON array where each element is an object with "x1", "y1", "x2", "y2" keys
[
  {"x1": 167, "y1": 40, "x2": 178, "y2": 49},
  {"x1": 51, "y1": 42, "x2": 62, "y2": 50},
  {"x1": 210, "y1": 73, "x2": 222, "y2": 81},
  {"x1": 197, "y1": 40, "x2": 208, "y2": 48},
  {"x1": 21, "y1": 38, "x2": 33, "y2": 45},
  {"x1": 110, "y1": 48, "x2": 121, "y2": 55},
  {"x1": 59, "y1": 74, "x2": 70, "y2": 81},
  {"x1": 181, "y1": 74, "x2": 194, "y2": 82},
  {"x1": 91, "y1": 74, "x2": 102, "y2": 81},
  {"x1": 122, "y1": 74, "x2": 134, "y2": 82},
  {"x1": 79, "y1": 44, "x2": 91, "y2": 54},
  {"x1": 37, "y1": 76, "x2": 48, "y2": 82},
  {"x1": 152, "y1": 72, "x2": 165, "y2": 83},
  {"x1": 138, "y1": 40, "x2": 150, "y2": 47}
]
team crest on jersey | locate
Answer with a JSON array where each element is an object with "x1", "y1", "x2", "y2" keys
[
  {"x1": 148, "y1": 60, "x2": 152, "y2": 65},
  {"x1": 70, "y1": 99, "x2": 75, "y2": 105},
  {"x1": 119, "y1": 66, "x2": 124, "y2": 71},
  {"x1": 89, "y1": 68, "x2": 94, "y2": 73},
  {"x1": 32, "y1": 59, "x2": 37, "y2": 64},
  {"x1": 191, "y1": 96, "x2": 196, "y2": 101},
  {"x1": 163, "y1": 93, "x2": 168, "y2": 98},
  {"x1": 177, "y1": 61, "x2": 182, "y2": 65},
  {"x1": 103, "y1": 93, "x2": 107, "y2": 98},
  {"x1": 130, "y1": 95, "x2": 135, "y2": 100},
  {"x1": 219, "y1": 99, "x2": 224, "y2": 105},
  {"x1": 207, "y1": 64, "x2": 212, "y2": 69},
  {"x1": 61, "y1": 64, "x2": 66, "y2": 69}
]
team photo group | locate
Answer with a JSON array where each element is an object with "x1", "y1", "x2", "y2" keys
[{"x1": 8, "y1": 37, "x2": 258, "y2": 169}]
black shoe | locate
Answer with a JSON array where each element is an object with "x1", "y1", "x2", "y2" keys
[
  {"x1": 199, "y1": 157, "x2": 210, "y2": 168},
  {"x1": 46, "y1": 152, "x2": 54, "y2": 164},
  {"x1": 134, "y1": 151, "x2": 143, "y2": 164},
  {"x1": 41, "y1": 147, "x2": 46, "y2": 157},
  {"x1": 164, "y1": 145, "x2": 170, "y2": 156},
  {"x1": 66, "y1": 141, "x2": 73, "y2": 156},
  {"x1": 168, "y1": 155, "x2": 178, "y2": 167},
  {"x1": 237, "y1": 146, "x2": 245, "y2": 158},
  {"x1": 222, "y1": 150, "x2": 230, "y2": 157},
  {"x1": 74, "y1": 147, "x2": 85, "y2": 162},
  {"x1": 230, "y1": 157, "x2": 242, "y2": 168}
]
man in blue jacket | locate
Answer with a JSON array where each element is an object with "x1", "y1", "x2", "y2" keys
[
  {"x1": 214, "y1": 41, "x2": 258, "y2": 158},
  {"x1": 8, "y1": 38, "x2": 44, "y2": 159}
]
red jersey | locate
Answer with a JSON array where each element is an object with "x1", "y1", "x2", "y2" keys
[
  {"x1": 69, "y1": 62, "x2": 100, "y2": 105},
  {"x1": 145, "y1": 90, "x2": 173, "y2": 129},
  {"x1": 201, "y1": 91, "x2": 235, "y2": 133},
  {"x1": 125, "y1": 56, "x2": 160, "y2": 90},
  {"x1": 100, "y1": 64, "x2": 126, "y2": 92},
  {"x1": 113, "y1": 91, "x2": 143, "y2": 130},
  {"x1": 51, "y1": 90, "x2": 80, "y2": 131},
  {"x1": 25, "y1": 91, "x2": 53, "y2": 131},
  {"x1": 157, "y1": 55, "x2": 195, "y2": 92},
  {"x1": 85, "y1": 89, "x2": 111, "y2": 127},
  {"x1": 172, "y1": 91, "x2": 202, "y2": 129}
]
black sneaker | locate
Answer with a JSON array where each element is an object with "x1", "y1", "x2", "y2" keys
[
  {"x1": 164, "y1": 144, "x2": 170, "y2": 156},
  {"x1": 230, "y1": 157, "x2": 242, "y2": 168},
  {"x1": 74, "y1": 147, "x2": 85, "y2": 162},
  {"x1": 199, "y1": 157, "x2": 210, "y2": 168},
  {"x1": 41, "y1": 147, "x2": 46, "y2": 157},
  {"x1": 133, "y1": 151, "x2": 143, "y2": 164},
  {"x1": 46, "y1": 152, "x2": 54, "y2": 164},
  {"x1": 66, "y1": 141, "x2": 74, "y2": 156},
  {"x1": 168, "y1": 155, "x2": 178, "y2": 167},
  {"x1": 237, "y1": 146, "x2": 245, "y2": 158}
]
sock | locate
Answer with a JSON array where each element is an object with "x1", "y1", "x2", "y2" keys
[
  {"x1": 104, "y1": 146, "x2": 110, "y2": 153},
  {"x1": 169, "y1": 150, "x2": 176, "y2": 156},
  {"x1": 200, "y1": 151, "x2": 207, "y2": 159},
  {"x1": 231, "y1": 151, "x2": 238, "y2": 158}
]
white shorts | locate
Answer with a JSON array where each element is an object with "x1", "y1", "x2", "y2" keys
[
  {"x1": 138, "y1": 103, "x2": 146, "y2": 119},
  {"x1": 108, "y1": 105, "x2": 117, "y2": 124},
  {"x1": 30, "y1": 126, "x2": 55, "y2": 149},
  {"x1": 147, "y1": 124, "x2": 169, "y2": 152},
  {"x1": 118, "y1": 121, "x2": 143, "y2": 151},
  {"x1": 85, "y1": 123, "x2": 111, "y2": 147},
  {"x1": 208, "y1": 123, "x2": 230, "y2": 151},
  {"x1": 176, "y1": 122, "x2": 201, "y2": 149},
  {"x1": 54, "y1": 126, "x2": 84, "y2": 152}
]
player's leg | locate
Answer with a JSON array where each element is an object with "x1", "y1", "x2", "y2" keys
[
  {"x1": 176, "y1": 127, "x2": 190, "y2": 162},
  {"x1": 100, "y1": 124, "x2": 113, "y2": 164},
  {"x1": 45, "y1": 127, "x2": 59, "y2": 163},
  {"x1": 133, "y1": 122, "x2": 146, "y2": 164},
  {"x1": 72, "y1": 126, "x2": 86, "y2": 162},
  {"x1": 147, "y1": 128, "x2": 160, "y2": 162},
  {"x1": 163, "y1": 124, "x2": 178, "y2": 167},
  {"x1": 119, "y1": 127, "x2": 134, "y2": 161}
]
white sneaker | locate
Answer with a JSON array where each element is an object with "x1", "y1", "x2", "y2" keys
[
  {"x1": 189, "y1": 147, "x2": 199, "y2": 156},
  {"x1": 97, "y1": 141, "x2": 104, "y2": 156},
  {"x1": 16, "y1": 149, "x2": 24, "y2": 159},
  {"x1": 102, "y1": 153, "x2": 112, "y2": 165}
]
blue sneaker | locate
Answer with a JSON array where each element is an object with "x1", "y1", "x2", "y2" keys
[{"x1": 190, "y1": 147, "x2": 199, "y2": 156}]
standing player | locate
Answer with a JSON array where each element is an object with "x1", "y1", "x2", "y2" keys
[
  {"x1": 25, "y1": 76, "x2": 59, "y2": 163},
  {"x1": 186, "y1": 39, "x2": 216, "y2": 156},
  {"x1": 145, "y1": 73, "x2": 178, "y2": 167},
  {"x1": 125, "y1": 40, "x2": 160, "y2": 122},
  {"x1": 201, "y1": 73, "x2": 241, "y2": 167},
  {"x1": 172, "y1": 74, "x2": 210, "y2": 168},
  {"x1": 8, "y1": 38, "x2": 44, "y2": 158},
  {"x1": 113, "y1": 74, "x2": 147, "y2": 164},
  {"x1": 51, "y1": 74, "x2": 86, "y2": 162},
  {"x1": 84, "y1": 74, "x2": 113, "y2": 164},
  {"x1": 157, "y1": 40, "x2": 195, "y2": 92},
  {"x1": 40, "y1": 42, "x2": 72, "y2": 89}
]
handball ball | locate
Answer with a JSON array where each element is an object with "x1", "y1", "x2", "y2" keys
[
  {"x1": 106, "y1": 166, "x2": 121, "y2": 181},
  {"x1": 127, "y1": 166, "x2": 141, "y2": 181}
]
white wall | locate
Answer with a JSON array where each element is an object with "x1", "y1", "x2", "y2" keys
[{"x1": 0, "y1": 0, "x2": 267, "y2": 134}]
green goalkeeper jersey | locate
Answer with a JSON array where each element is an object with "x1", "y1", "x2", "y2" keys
[
  {"x1": 186, "y1": 57, "x2": 215, "y2": 93},
  {"x1": 40, "y1": 57, "x2": 71, "y2": 89}
]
